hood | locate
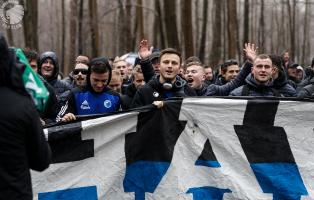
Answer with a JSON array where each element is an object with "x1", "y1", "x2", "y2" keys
[
  {"x1": 86, "y1": 56, "x2": 112, "y2": 93},
  {"x1": 38, "y1": 51, "x2": 59, "y2": 82},
  {"x1": 245, "y1": 74, "x2": 273, "y2": 89},
  {"x1": 273, "y1": 70, "x2": 288, "y2": 87}
]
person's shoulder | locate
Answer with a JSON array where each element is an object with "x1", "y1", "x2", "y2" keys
[{"x1": 229, "y1": 85, "x2": 244, "y2": 96}]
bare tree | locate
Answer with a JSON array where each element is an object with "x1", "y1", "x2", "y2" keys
[
  {"x1": 287, "y1": 0, "x2": 296, "y2": 60},
  {"x1": 227, "y1": 0, "x2": 238, "y2": 59},
  {"x1": 67, "y1": 0, "x2": 78, "y2": 75},
  {"x1": 153, "y1": 0, "x2": 165, "y2": 49},
  {"x1": 181, "y1": 0, "x2": 194, "y2": 58},
  {"x1": 89, "y1": 0, "x2": 100, "y2": 58},
  {"x1": 209, "y1": 0, "x2": 223, "y2": 67},
  {"x1": 258, "y1": 0, "x2": 265, "y2": 52},
  {"x1": 243, "y1": 0, "x2": 249, "y2": 44},
  {"x1": 61, "y1": 0, "x2": 65, "y2": 71},
  {"x1": 6, "y1": 28, "x2": 14, "y2": 46},
  {"x1": 78, "y1": 0, "x2": 84, "y2": 55},
  {"x1": 163, "y1": 0, "x2": 179, "y2": 49},
  {"x1": 198, "y1": 0, "x2": 208, "y2": 62},
  {"x1": 301, "y1": 0, "x2": 309, "y2": 65},
  {"x1": 22, "y1": 0, "x2": 38, "y2": 50}
]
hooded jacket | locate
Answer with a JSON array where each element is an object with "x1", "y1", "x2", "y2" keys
[
  {"x1": 298, "y1": 77, "x2": 314, "y2": 98},
  {"x1": 230, "y1": 74, "x2": 281, "y2": 97},
  {"x1": 131, "y1": 75, "x2": 196, "y2": 108},
  {"x1": 38, "y1": 51, "x2": 71, "y2": 98}
]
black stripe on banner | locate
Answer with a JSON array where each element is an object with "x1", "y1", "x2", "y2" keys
[
  {"x1": 48, "y1": 122, "x2": 94, "y2": 163},
  {"x1": 125, "y1": 100, "x2": 186, "y2": 164},
  {"x1": 197, "y1": 139, "x2": 218, "y2": 162},
  {"x1": 234, "y1": 100, "x2": 295, "y2": 163}
]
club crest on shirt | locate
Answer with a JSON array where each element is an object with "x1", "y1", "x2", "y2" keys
[{"x1": 104, "y1": 100, "x2": 112, "y2": 108}]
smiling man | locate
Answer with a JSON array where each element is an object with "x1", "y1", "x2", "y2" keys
[
  {"x1": 131, "y1": 48, "x2": 196, "y2": 108},
  {"x1": 230, "y1": 54, "x2": 282, "y2": 96},
  {"x1": 38, "y1": 51, "x2": 71, "y2": 98},
  {"x1": 61, "y1": 57, "x2": 121, "y2": 122}
]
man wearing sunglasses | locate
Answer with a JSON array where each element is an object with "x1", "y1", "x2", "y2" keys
[{"x1": 72, "y1": 63, "x2": 89, "y2": 89}]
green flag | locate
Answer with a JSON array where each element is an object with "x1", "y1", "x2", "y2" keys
[{"x1": 14, "y1": 48, "x2": 49, "y2": 112}]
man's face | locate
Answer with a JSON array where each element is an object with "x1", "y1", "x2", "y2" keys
[
  {"x1": 223, "y1": 65, "x2": 239, "y2": 82},
  {"x1": 29, "y1": 59, "x2": 38, "y2": 73},
  {"x1": 41, "y1": 58, "x2": 55, "y2": 78},
  {"x1": 73, "y1": 63, "x2": 88, "y2": 87},
  {"x1": 108, "y1": 74, "x2": 122, "y2": 93},
  {"x1": 115, "y1": 61, "x2": 128, "y2": 80},
  {"x1": 151, "y1": 58, "x2": 160, "y2": 74},
  {"x1": 185, "y1": 65, "x2": 205, "y2": 89},
  {"x1": 283, "y1": 52, "x2": 290, "y2": 62},
  {"x1": 204, "y1": 67, "x2": 213, "y2": 81},
  {"x1": 133, "y1": 73, "x2": 145, "y2": 89},
  {"x1": 288, "y1": 68, "x2": 297, "y2": 79},
  {"x1": 90, "y1": 72, "x2": 109, "y2": 93},
  {"x1": 252, "y1": 58, "x2": 273, "y2": 84},
  {"x1": 159, "y1": 53, "x2": 180, "y2": 83}
]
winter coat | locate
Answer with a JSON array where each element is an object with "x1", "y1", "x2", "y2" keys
[{"x1": 230, "y1": 74, "x2": 282, "y2": 97}]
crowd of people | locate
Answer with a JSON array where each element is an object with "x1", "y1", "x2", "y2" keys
[
  {"x1": 2, "y1": 32, "x2": 314, "y2": 198},
  {"x1": 13, "y1": 39, "x2": 314, "y2": 124}
]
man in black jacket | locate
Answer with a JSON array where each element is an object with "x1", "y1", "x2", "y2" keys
[
  {"x1": 0, "y1": 33, "x2": 51, "y2": 200},
  {"x1": 132, "y1": 48, "x2": 196, "y2": 108}
]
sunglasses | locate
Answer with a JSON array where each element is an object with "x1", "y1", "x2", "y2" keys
[{"x1": 73, "y1": 69, "x2": 88, "y2": 75}]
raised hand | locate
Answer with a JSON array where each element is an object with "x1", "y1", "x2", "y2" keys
[
  {"x1": 138, "y1": 39, "x2": 153, "y2": 60},
  {"x1": 243, "y1": 43, "x2": 258, "y2": 62}
]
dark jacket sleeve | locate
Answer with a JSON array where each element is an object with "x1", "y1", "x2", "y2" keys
[
  {"x1": 205, "y1": 62, "x2": 252, "y2": 96},
  {"x1": 140, "y1": 58, "x2": 155, "y2": 83},
  {"x1": 298, "y1": 84, "x2": 314, "y2": 98},
  {"x1": 131, "y1": 89, "x2": 146, "y2": 108},
  {"x1": 26, "y1": 102, "x2": 51, "y2": 171}
]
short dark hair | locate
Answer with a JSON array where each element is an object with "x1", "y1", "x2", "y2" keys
[
  {"x1": 90, "y1": 57, "x2": 111, "y2": 74},
  {"x1": 269, "y1": 54, "x2": 283, "y2": 72},
  {"x1": 159, "y1": 48, "x2": 182, "y2": 64},
  {"x1": 221, "y1": 59, "x2": 238, "y2": 73},
  {"x1": 23, "y1": 47, "x2": 38, "y2": 61}
]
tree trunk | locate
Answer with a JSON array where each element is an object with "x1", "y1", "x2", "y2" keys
[
  {"x1": 227, "y1": 0, "x2": 237, "y2": 59},
  {"x1": 198, "y1": 0, "x2": 208, "y2": 62},
  {"x1": 181, "y1": 0, "x2": 194, "y2": 58},
  {"x1": 163, "y1": 0, "x2": 180, "y2": 49},
  {"x1": 117, "y1": 0, "x2": 126, "y2": 54},
  {"x1": 287, "y1": 0, "x2": 296, "y2": 60},
  {"x1": 61, "y1": 0, "x2": 65, "y2": 72},
  {"x1": 6, "y1": 28, "x2": 14, "y2": 46},
  {"x1": 22, "y1": 0, "x2": 38, "y2": 50},
  {"x1": 68, "y1": 0, "x2": 78, "y2": 75},
  {"x1": 153, "y1": 0, "x2": 165, "y2": 49},
  {"x1": 258, "y1": 0, "x2": 265, "y2": 52},
  {"x1": 243, "y1": 0, "x2": 249, "y2": 44},
  {"x1": 301, "y1": 0, "x2": 309, "y2": 65},
  {"x1": 125, "y1": 0, "x2": 133, "y2": 52},
  {"x1": 209, "y1": 0, "x2": 222, "y2": 67},
  {"x1": 89, "y1": 0, "x2": 100, "y2": 58},
  {"x1": 136, "y1": 0, "x2": 145, "y2": 40},
  {"x1": 78, "y1": 0, "x2": 84, "y2": 55}
]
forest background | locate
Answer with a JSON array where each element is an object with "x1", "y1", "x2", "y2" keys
[{"x1": 1, "y1": 0, "x2": 313, "y2": 76}]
